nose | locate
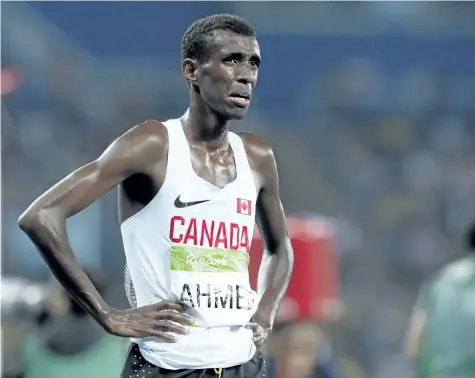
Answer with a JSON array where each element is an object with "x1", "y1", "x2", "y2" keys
[{"x1": 236, "y1": 64, "x2": 254, "y2": 85}]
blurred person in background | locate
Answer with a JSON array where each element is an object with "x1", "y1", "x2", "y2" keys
[
  {"x1": 21, "y1": 267, "x2": 127, "y2": 378},
  {"x1": 404, "y1": 220, "x2": 475, "y2": 378},
  {"x1": 18, "y1": 13, "x2": 293, "y2": 378},
  {"x1": 267, "y1": 322, "x2": 340, "y2": 378}
]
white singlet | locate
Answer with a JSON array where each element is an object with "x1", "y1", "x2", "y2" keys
[{"x1": 121, "y1": 118, "x2": 258, "y2": 369}]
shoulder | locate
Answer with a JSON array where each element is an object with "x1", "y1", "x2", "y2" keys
[
  {"x1": 235, "y1": 131, "x2": 276, "y2": 171},
  {"x1": 93, "y1": 119, "x2": 169, "y2": 177},
  {"x1": 119, "y1": 119, "x2": 168, "y2": 151},
  {"x1": 235, "y1": 131, "x2": 279, "y2": 190},
  {"x1": 100, "y1": 119, "x2": 168, "y2": 170},
  {"x1": 439, "y1": 257, "x2": 475, "y2": 282}
]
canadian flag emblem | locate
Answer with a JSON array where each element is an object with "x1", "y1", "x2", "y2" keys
[{"x1": 237, "y1": 198, "x2": 252, "y2": 216}]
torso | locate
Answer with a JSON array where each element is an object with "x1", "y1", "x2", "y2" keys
[
  {"x1": 118, "y1": 118, "x2": 265, "y2": 369},
  {"x1": 118, "y1": 119, "x2": 262, "y2": 225},
  {"x1": 418, "y1": 257, "x2": 475, "y2": 377}
]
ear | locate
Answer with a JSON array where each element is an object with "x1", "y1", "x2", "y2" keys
[{"x1": 182, "y1": 58, "x2": 198, "y2": 85}]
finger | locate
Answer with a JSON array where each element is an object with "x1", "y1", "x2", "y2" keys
[
  {"x1": 155, "y1": 320, "x2": 190, "y2": 335},
  {"x1": 154, "y1": 301, "x2": 184, "y2": 312},
  {"x1": 131, "y1": 328, "x2": 178, "y2": 343},
  {"x1": 156, "y1": 310, "x2": 194, "y2": 324},
  {"x1": 136, "y1": 330, "x2": 177, "y2": 342},
  {"x1": 138, "y1": 326, "x2": 179, "y2": 343},
  {"x1": 163, "y1": 312, "x2": 195, "y2": 325},
  {"x1": 155, "y1": 331, "x2": 178, "y2": 343}
]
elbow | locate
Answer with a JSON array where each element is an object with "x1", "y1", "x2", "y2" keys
[
  {"x1": 283, "y1": 240, "x2": 294, "y2": 276},
  {"x1": 18, "y1": 208, "x2": 65, "y2": 259},
  {"x1": 270, "y1": 239, "x2": 294, "y2": 264},
  {"x1": 283, "y1": 238, "x2": 294, "y2": 263},
  {"x1": 18, "y1": 208, "x2": 55, "y2": 235},
  {"x1": 18, "y1": 210, "x2": 42, "y2": 234},
  {"x1": 275, "y1": 240, "x2": 294, "y2": 273},
  {"x1": 288, "y1": 247, "x2": 294, "y2": 266}
]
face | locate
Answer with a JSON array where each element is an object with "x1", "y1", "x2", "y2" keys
[
  {"x1": 183, "y1": 30, "x2": 261, "y2": 120},
  {"x1": 275, "y1": 336, "x2": 318, "y2": 378}
]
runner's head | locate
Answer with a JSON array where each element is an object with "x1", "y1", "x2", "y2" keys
[{"x1": 181, "y1": 14, "x2": 260, "y2": 120}]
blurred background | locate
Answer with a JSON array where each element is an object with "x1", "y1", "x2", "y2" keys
[{"x1": 2, "y1": 2, "x2": 474, "y2": 378}]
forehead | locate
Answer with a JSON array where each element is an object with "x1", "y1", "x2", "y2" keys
[{"x1": 206, "y1": 30, "x2": 260, "y2": 58}]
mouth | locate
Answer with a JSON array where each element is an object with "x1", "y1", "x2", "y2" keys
[{"x1": 228, "y1": 91, "x2": 251, "y2": 108}]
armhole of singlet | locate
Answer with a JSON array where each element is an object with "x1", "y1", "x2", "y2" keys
[
  {"x1": 120, "y1": 119, "x2": 178, "y2": 230},
  {"x1": 122, "y1": 120, "x2": 177, "y2": 307}
]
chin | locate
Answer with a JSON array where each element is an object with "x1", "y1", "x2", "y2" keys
[
  {"x1": 224, "y1": 105, "x2": 250, "y2": 121},
  {"x1": 229, "y1": 110, "x2": 248, "y2": 120},
  {"x1": 208, "y1": 100, "x2": 249, "y2": 121},
  {"x1": 213, "y1": 109, "x2": 248, "y2": 122}
]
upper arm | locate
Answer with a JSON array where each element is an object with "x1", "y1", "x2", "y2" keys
[
  {"x1": 404, "y1": 281, "x2": 431, "y2": 360},
  {"x1": 256, "y1": 148, "x2": 289, "y2": 253},
  {"x1": 240, "y1": 133, "x2": 289, "y2": 253},
  {"x1": 404, "y1": 309, "x2": 427, "y2": 361},
  {"x1": 19, "y1": 120, "x2": 166, "y2": 223}
]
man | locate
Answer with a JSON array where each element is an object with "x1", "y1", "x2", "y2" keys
[
  {"x1": 267, "y1": 322, "x2": 339, "y2": 378},
  {"x1": 19, "y1": 14, "x2": 294, "y2": 378},
  {"x1": 404, "y1": 221, "x2": 475, "y2": 378}
]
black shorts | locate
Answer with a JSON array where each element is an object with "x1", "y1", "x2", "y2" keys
[{"x1": 121, "y1": 344, "x2": 266, "y2": 378}]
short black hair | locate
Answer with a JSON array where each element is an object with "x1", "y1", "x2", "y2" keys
[{"x1": 181, "y1": 14, "x2": 255, "y2": 62}]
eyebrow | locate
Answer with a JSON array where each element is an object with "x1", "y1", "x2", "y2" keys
[{"x1": 225, "y1": 52, "x2": 261, "y2": 65}]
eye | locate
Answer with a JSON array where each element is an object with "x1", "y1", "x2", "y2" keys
[
  {"x1": 224, "y1": 57, "x2": 238, "y2": 64},
  {"x1": 250, "y1": 60, "x2": 260, "y2": 68}
]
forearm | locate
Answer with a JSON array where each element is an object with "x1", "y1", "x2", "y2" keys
[
  {"x1": 254, "y1": 239, "x2": 294, "y2": 328},
  {"x1": 18, "y1": 210, "x2": 111, "y2": 325}
]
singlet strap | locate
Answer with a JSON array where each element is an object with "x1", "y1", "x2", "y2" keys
[{"x1": 162, "y1": 119, "x2": 192, "y2": 175}]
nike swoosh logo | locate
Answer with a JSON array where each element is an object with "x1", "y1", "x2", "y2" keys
[{"x1": 174, "y1": 195, "x2": 210, "y2": 208}]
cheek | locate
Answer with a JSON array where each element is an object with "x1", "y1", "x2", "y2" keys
[
  {"x1": 202, "y1": 73, "x2": 229, "y2": 98},
  {"x1": 207, "y1": 66, "x2": 232, "y2": 85}
]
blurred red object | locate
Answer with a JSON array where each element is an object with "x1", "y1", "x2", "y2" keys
[
  {"x1": 249, "y1": 215, "x2": 343, "y2": 323},
  {"x1": 1, "y1": 67, "x2": 23, "y2": 96}
]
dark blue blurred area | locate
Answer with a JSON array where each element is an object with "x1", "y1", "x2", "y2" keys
[
  {"x1": 24, "y1": 1, "x2": 475, "y2": 119},
  {"x1": 28, "y1": 2, "x2": 219, "y2": 56}
]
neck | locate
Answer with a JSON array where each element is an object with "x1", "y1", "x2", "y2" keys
[{"x1": 182, "y1": 91, "x2": 230, "y2": 150}]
